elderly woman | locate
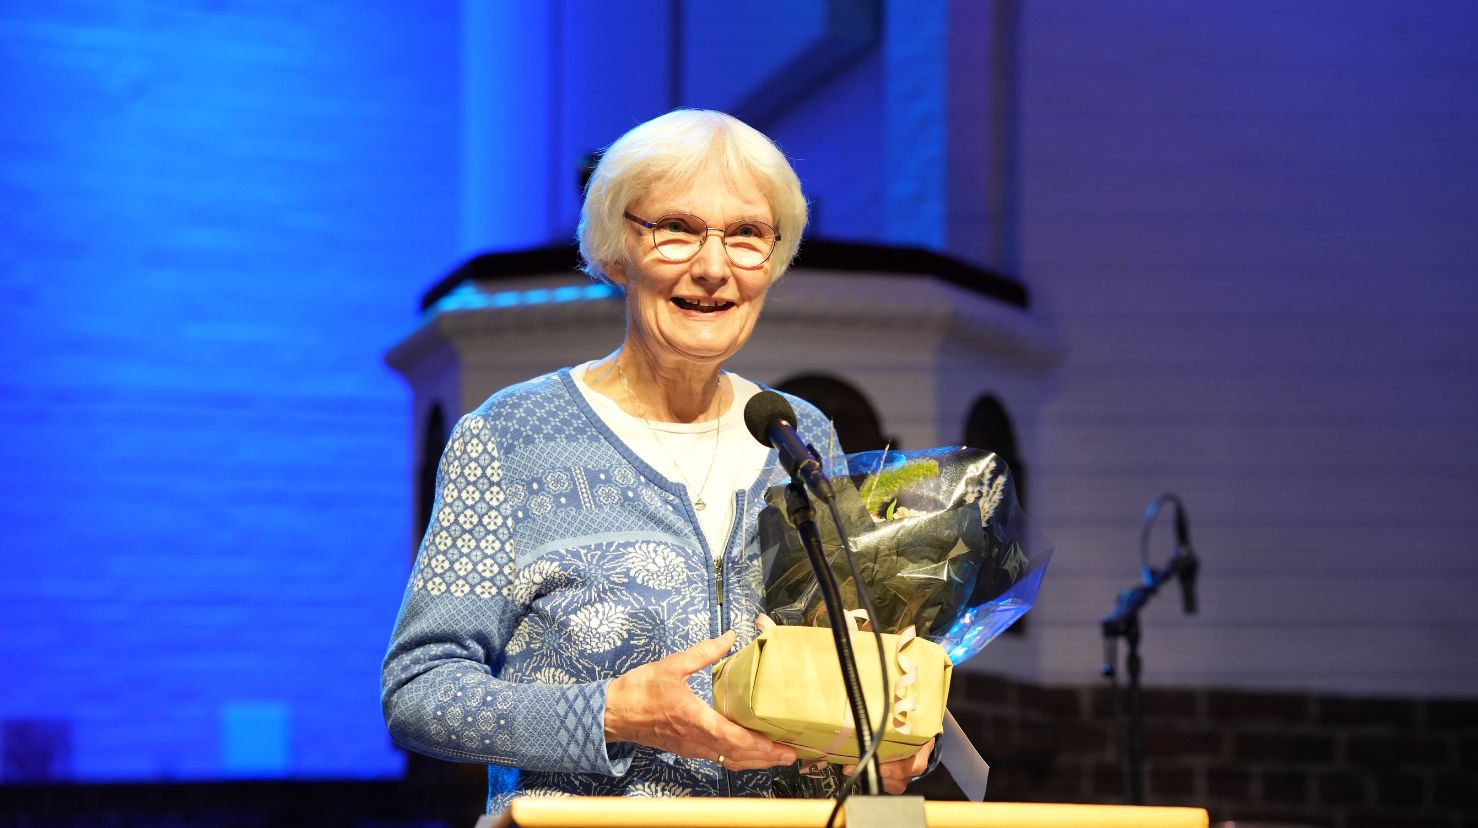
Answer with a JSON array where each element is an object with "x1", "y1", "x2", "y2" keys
[{"x1": 381, "y1": 109, "x2": 931, "y2": 810}]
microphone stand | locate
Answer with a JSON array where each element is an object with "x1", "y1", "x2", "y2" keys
[
  {"x1": 783, "y1": 479, "x2": 884, "y2": 797},
  {"x1": 1100, "y1": 493, "x2": 1198, "y2": 806}
]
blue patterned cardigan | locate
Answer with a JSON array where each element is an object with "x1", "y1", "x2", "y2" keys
[{"x1": 381, "y1": 368, "x2": 843, "y2": 811}]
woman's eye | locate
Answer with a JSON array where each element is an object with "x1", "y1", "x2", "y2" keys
[{"x1": 656, "y1": 215, "x2": 702, "y2": 234}]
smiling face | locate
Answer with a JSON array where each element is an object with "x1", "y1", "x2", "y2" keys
[{"x1": 608, "y1": 167, "x2": 777, "y2": 368}]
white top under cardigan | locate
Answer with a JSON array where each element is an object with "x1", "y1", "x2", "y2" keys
[{"x1": 571, "y1": 362, "x2": 773, "y2": 558}]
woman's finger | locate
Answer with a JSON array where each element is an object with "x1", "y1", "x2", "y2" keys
[
  {"x1": 910, "y1": 739, "x2": 935, "y2": 775},
  {"x1": 839, "y1": 738, "x2": 936, "y2": 795},
  {"x1": 720, "y1": 753, "x2": 795, "y2": 772},
  {"x1": 669, "y1": 629, "x2": 736, "y2": 675},
  {"x1": 839, "y1": 761, "x2": 909, "y2": 795},
  {"x1": 701, "y1": 707, "x2": 796, "y2": 767}
]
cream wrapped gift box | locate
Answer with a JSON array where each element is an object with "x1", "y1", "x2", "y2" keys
[{"x1": 712, "y1": 616, "x2": 952, "y2": 764}]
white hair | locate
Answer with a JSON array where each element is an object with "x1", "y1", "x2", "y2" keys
[{"x1": 577, "y1": 109, "x2": 808, "y2": 284}]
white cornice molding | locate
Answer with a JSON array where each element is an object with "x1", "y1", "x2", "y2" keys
[{"x1": 385, "y1": 268, "x2": 1064, "y2": 380}]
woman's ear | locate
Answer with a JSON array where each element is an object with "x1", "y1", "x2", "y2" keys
[{"x1": 606, "y1": 260, "x2": 627, "y2": 286}]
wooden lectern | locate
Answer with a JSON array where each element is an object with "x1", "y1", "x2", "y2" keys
[{"x1": 480, "y1": 797, "x2": 1210, "y2": 828}]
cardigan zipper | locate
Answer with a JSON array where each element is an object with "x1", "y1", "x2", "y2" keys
[
  {"x1": 716, "y1": 489, "x2": 747, "y2": 796},
  {"x1": 714, "y1": 556, "x2": 724, "y2": 609},
  {"x1": 713, "y1": 489, "x2": 745, "y2": 628}
]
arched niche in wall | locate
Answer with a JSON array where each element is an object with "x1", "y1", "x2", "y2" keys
[
  {"x1": 963, "y1": 394, "x2": 1025, "y2": 506},
  {"x1": 416, "y1": 403, "x2": 448, "y2": 556},
  {"x1": 774, "y1": 373, "x2": 892, "y2": 454},
  {"x1": 964, "y1": 394, "x2": 1026, "y2": 635}
]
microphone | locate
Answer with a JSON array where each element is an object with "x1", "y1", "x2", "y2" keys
[
  {"x1": 1173, "y1": 506, "x2": 1199, "y2": 615},
  {"x1": 743, "y1": 391, "x2": 835, "y2": 502}
]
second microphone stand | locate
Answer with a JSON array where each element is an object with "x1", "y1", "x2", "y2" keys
[{"x1": 1100, "y1": 493, "x2": 1199, "y2": 805}]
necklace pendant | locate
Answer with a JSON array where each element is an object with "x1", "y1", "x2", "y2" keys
[{"x1": 695, "y1": 497, "x2": 706, "y2": 511}]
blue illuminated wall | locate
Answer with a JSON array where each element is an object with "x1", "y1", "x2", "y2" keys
[{"x1": 0, "y1": 3, "x2": 459, "y2": 780}]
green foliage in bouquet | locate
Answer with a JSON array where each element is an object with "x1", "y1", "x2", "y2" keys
[{"x1": 858, "y1": 458, "x2": 940, "y2": 517}]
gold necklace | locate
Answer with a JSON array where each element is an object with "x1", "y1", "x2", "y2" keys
[{"x1": 615, "y1": 358, "x2": 723, "y2": 511}]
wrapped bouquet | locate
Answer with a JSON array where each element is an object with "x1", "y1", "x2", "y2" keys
[
  {"x1": 713, "y1": 446, "x2": 1051, "y2": 764},
  {"x1": 759, "y1": 446, "x2": 1049, "y2": 662}
]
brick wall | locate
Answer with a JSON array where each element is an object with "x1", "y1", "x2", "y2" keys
[
  {"x1": 5, "y1": 673, "x2": 1471, "y2": 826},
  {"x1": 915, "y1": 672, "x2": 1478, "y2": 827}
]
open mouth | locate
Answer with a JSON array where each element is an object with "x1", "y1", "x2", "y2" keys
[{"x1": 672, "y1": 297, "x2": 735, "y2": 314}]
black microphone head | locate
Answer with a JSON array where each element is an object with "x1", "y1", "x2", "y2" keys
[{"x1": 744, "y1": 390, "x2": 797, "y2": 447}]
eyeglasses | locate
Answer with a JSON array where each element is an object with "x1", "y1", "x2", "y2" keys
[{"x1": 624, "y1": 212, "x2": 781, "y2": 269}]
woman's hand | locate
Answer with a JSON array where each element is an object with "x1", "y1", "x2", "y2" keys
[
  {"x1": 604, "y1": 630, "x2": 797, "y2": 771},
  {"x1": 842, "y1": 737, "x2": 935, "y2": 795}
]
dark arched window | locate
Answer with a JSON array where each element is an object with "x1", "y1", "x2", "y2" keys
[
  {"x1": 773, "y1": 374, "x2": 892, "y2": 453},
  {"x1": 416, "y1": 404, "x2": 448, "y2": 555},
  {"x1": 963, "y1": 395, "x2": 1025, "y2": 506},
  {"x1": 965, "y1": 395, "x2": 1027, "y2": 636}
]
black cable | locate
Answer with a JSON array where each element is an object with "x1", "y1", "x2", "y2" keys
[
  {"x1": 1139, "y1": 494, "x2": 1174, "y2": 571},
  {"x1": 783, "y1": 481, "x2": 882, "y2": 808},
  {"x1": 823, "y1": 495, "x2": 893, "y2": 828}
]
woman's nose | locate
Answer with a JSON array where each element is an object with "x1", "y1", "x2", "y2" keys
[{"x1": 689, "y1": 230, "x2": 732, "y2": 281}]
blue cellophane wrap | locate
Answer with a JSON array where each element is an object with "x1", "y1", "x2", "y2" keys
[{"x1": 756, "y1": 446, "x2": 1052, "y2": 665}]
